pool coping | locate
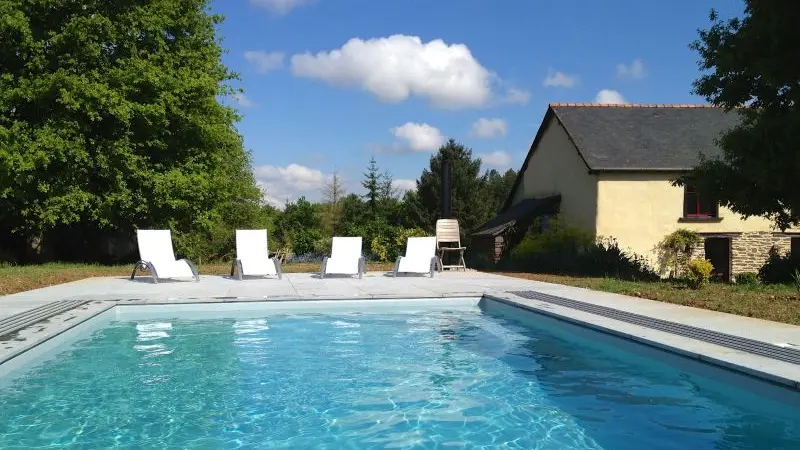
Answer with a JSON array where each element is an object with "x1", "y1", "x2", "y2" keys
[{"x1": 1, "y1": 274, "x2": 800, "y2": 391}]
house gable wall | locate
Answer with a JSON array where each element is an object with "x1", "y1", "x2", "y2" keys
[
  {"x1": 511, "y1": 118, "x2": 598, "y2": 233},
  {"x1": 596, "y1": 172, "x2": 786, "y2": 272}
]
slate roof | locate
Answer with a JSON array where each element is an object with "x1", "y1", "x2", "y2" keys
[
  {"x1": 500, "y1": 103, "x2": 743, "y2": 211},
  {"x1": 550, "y1": 103, "x2": 742, "y2": 171}
]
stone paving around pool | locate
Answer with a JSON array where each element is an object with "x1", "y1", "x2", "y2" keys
[{"x1": 2, "y1": 271, "x2": 800, "y2": 389}]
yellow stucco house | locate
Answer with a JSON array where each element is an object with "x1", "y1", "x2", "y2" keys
[{"x1": 473, "y1": 103, "x2": 799, "y2": 280}]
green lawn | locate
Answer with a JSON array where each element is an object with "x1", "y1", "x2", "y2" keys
[{"x1": 496, "y1": 272, "x2": 800, "y2": 325}]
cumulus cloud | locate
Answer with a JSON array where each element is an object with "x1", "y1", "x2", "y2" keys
[
  {"x1": 244, "y1": 51, "x2": 285, "y2": 73},
  {"x1": 477, "y1": 151, "x2": 513, "y2": 169},
  {"x1": 250, "y1": 0, "x2": 312, "y2": 14},
  {"x1": 391, "y1": 122, "x2": 446, "y2": 152},
  {"x1": 232, "y1": 92, "x2": 256, "y2": 108},
  {"x1": 500, "y1": 87, "x2": 531, "y2": 105},
  {"x1": 290, "y1": 34, "x2": 527, "y2": 109},
  {"x1": 595, "y1": 89, "x2": 627, "y2": 104},
  {"x1": 542, "y1": 68, "x2": 578, "y2": 88},
  {"x1": 616, "y1": 59, "x2": 646, "y2": 79},
  {"x1": 392, "y1": 179, "x2": 417, "y2": 195},
  {"x1": 470, "y1": 118, "x2": 508, "y2": 139},
  {"x1": 254, "y1": 163, "x2": 331, "y2": 207}
]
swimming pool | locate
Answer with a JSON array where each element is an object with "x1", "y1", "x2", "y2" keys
[{"x1": 1, "y1": 298, "x2": 799, "y2": 449}]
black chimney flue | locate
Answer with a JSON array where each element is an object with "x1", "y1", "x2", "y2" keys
[{"x1": 441, "y1": 158, "x2": 452, "y2": 219}]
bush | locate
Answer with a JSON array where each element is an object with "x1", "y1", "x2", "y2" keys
[
  {"x1": 501, "y1": 217, "x2": 658, "y2": 281},
  {"x1": 686, "y1": 258, "x2": 713, "y2": 289},
  {"x1": 655, "y1": 229, "x2": 702, "y2": 278},
  {"x1": 758, "y1": 249, "x2": 800, "y2": 284},
  {"x1": 370, "y1": 226, "x2": 428, "y2": 262},
  {"x1": 735, "y1": 272, "x2": 760, "y2": 285}
]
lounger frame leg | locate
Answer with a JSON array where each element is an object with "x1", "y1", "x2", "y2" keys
[
  {"x1": 131, "y1": 260, "x2": 159, "y2": 284},
  {"x1": 358, "y1": 257, "x2": 365, "y2": 279},
  {"x1": 275, "y1": 259, "x2": 283, "y2": 280},
  {"x1": 320, "y1": 257, "x2": 328, "y2": 279},
  {"x1": 232, "y1": 259, "x2": 244, "y2": 281},
  {"x1": 429, "y1": 256, "x2": 438, "y2": 278},
  {"x1": 181, "y1": 258, "x2": 200, "y2": 282},
  {"x1": 392, "y1": 257, "x2": 401, "y2": 278}
]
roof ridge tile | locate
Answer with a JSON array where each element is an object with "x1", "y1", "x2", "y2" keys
[{"x1": 549, "y1": 102, "x2": 720, "y2": 108}]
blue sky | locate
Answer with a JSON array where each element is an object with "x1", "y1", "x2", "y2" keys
[{"x1": 212, "y1": 0, "x2": 744, "y2": 207}]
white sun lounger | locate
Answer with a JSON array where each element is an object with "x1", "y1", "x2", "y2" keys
[
  {"x1": 320, "y1": 237, "x2": 365, "y2": 279},
  {"x1": 131, "y1": 229, "x2": 199, "y2": 283},
  {"x1": 231, "y1": 229, "x2": 282, "y2": 280},
  {"x1": 393, "y1": 236, "x2": 438, "y2": 278}
]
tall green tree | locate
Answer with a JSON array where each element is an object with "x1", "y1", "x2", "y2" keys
[
  {"x1": 679, "y1": 2, "x2": 800, "y2": 230},
  {"x1": 275, "y1": 197, "x2": 323, "y2": 255},
  {"x1": 0, "y1": 0, "x2": 260, "y2": 261},
  {"x1": 484, "y1": 168, "x2": 517, "y2": 214},
  {"x1": 361, "y1": 156, "x2": 381, "y2": 218},
  {"x1": 406, "y1": 139, "x2": 490, "y2": 234}
]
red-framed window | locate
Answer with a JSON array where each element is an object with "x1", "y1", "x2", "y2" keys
[{"x1": 683, "y1": 185, "x2": 718, "y2": 218}]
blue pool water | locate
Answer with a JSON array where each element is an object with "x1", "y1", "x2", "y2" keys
[{"x1": 1, "y1": 302, "x2": 799, "y2": 449}]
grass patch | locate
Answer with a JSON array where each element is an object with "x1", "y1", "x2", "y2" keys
[
  {"x1": 0, "y1": 262, "x2": 393, "y2": 296},
  {"x1": 495, "y1": 272, "x2": 800, "y2": 326}
]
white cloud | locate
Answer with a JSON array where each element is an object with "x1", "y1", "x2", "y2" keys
[
  {"x1": 595, "y1": 89, "x2": 627, "y2": 104},
  {"x1": 232, "y1": 92, "x2": 256, "y2": 108},
  {"x1": 392, "y1": 179, "x2": 417, "y2": 194},
  {"x1": 542, "y1": 68, "x2": 578, "y2": 88},
  {"x1": 470, "y1": 118, "x2": 508, "y2": 139},
  {"x1": 616, "y1": 59, "x2": 646, "y2": 79},
  {"x1": 244, "y1": 51, "x2": 285, "y2": 73},
  {"x1": 254, "y1": 163, "x2": 331, "y2": 207},
  {"x1": 250, "y1": 0, "x2": 311, "y2": 14},
  {"x1": 290, "y1": 34, "x2": 526, "y2": 109},
  {"x1": 477, "y1": 151, "x2": 513, "y2": 169},
  {"x1": 500, "y1": 87, "x2": 531, "y2": 105},
  {"x1": 391, "y1": 122, "x2": 445, "y2": 152}
]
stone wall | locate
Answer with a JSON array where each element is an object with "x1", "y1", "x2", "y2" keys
[{"x1": 730, "y1": 232, "x2": 792, "y2": 275}]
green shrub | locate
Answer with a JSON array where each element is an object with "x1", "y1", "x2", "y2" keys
[
  {"x1": 289, "y1": 228, "x2": 323, "y2": 256},
  {"x1": 370, "y1": 226, "x2": 428, "y2": 262},
  {"x1": 502, "y1": 216, "x2": 658, "y2": 281},
  {"x1": 686, "y1": 258, "x2": 713, "y2": 289},
  {"x1": 735, "y1": 272, "x2": 760, "y2": 285},
  {"x1": 758, "y1": 249, "x2": 800, "y2": 284},
  {"x1": 655, "y1": 229, "x2": 702, "y2": 278}
]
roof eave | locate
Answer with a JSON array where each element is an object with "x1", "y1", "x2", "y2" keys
[{"x1": 587, "y1": 167, "x2": 692, "y2": 174}]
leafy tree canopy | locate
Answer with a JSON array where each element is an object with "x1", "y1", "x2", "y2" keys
[
  {"x1": 406, "y1": 139, "x2": 492, "y2": 234},
  {"x1": 681, "y1": 2, "x2": 800, "y2": 230},
  {"x1": 0, "y1": 0, "x2": 260, "y2": 261}
]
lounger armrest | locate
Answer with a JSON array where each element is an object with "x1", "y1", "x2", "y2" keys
[{"x1": 179, "y1": 258, "x2": 200, "y2": 282}]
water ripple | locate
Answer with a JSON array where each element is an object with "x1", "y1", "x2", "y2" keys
[{"x1": 0, "y1": 311, "x2": 798, "y2": 449}]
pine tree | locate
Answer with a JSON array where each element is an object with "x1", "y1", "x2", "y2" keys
[
  {"x1": 361, "y1": 157, "x2": 381, "y2": 218},
  {"x1": 322, "y1": 171, "x2": 346, "y2": 235}
]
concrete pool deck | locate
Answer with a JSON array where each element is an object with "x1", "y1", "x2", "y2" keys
[{"x1": 2, "y1": 271, "x2": 800, "y2": 389}]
